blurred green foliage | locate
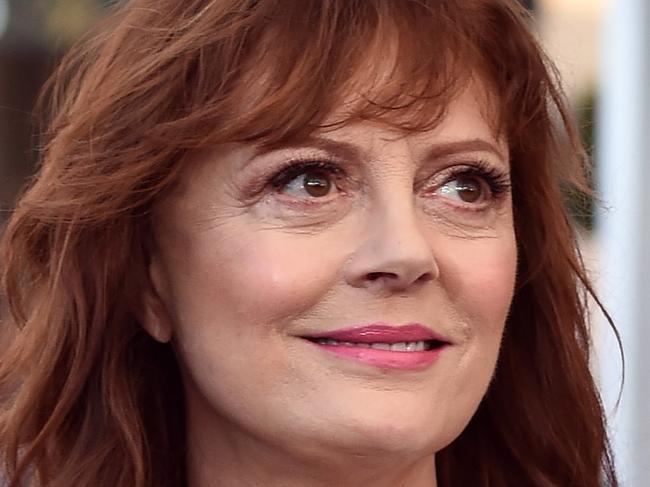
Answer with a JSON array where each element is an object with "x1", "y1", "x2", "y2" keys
[
  {"x1": 34, "y1": 0, "x2": 104, "y2": 48},
  {"x1": 568, "y1": 87, "x2": 598, "y2": 231}
]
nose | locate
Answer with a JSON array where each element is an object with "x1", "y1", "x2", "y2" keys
[{"x1": 344, "y1": 200, "x2": 439, "y2": 294}]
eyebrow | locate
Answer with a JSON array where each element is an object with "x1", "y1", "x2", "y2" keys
[
  {"x1": 253, "y1": 136, "x2": 360, "y2": 161},
  {"x1": 422, "y1": 139, "x2": 508, "y2": 162},
  {"x1": 255, "y1": 136, "x2": 507, "y2": 163}
]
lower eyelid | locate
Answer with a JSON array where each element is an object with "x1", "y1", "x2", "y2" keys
[
  {"x1": 418, "y1": 198, "x2": 496, "y2": 224},
  {"x1": 271, "y1": 186, "x2": 347, "y2": 205},
  {"x1": 426, "y1": 184, "x2": 504, "y2": 212}
]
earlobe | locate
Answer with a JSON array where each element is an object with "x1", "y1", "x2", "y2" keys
[
  {"x1": 141, "y1": 258, "x2": 174, "y2": 344},
  {"x1": 142, "y1": 293, "x2": 173, "y2": 343}
]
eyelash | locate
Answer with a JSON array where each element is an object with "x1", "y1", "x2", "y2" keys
[
  {"x1": 267, "y1": 157, "x2": 510, "y2": 205},
  {"x1": 434, "y1": 159, "x2": 511, "y2": 200},
  {"x1": 269, "y1": 159, "x2": 345, "y2": 190}
]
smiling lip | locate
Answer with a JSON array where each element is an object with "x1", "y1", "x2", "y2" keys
[
  {"x1": 303, "y1": 323, "x2": 450, "y2": 343},
  {"x1": 300, "y1": 323, "x2": 451, "y2": 370}
]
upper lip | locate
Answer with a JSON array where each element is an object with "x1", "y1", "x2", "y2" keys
[{"x1": 300, "y1": 323, "x2": 451, "y2": 344}]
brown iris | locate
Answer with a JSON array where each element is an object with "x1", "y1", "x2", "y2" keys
[
  {"x1": 303, "y1": 170, "x2": 332, "y2": 197},
  {"x1": 455, "y1": 177, "x2": 483, "y2": 203}
]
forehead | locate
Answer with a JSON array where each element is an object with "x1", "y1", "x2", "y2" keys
[
  {"x1": 212, "y1": 5, "x2": 506, "y2": 146},
  {"x1": 258, "y1": 77, "x2": 507, "y2": 167},
  {"x1": 330, "y1": 77, "x2": 503, "y2": 138}
]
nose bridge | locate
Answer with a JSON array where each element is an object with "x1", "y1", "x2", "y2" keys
[
  {"x1": 371, "y1": 191, "x2": 433, "y2": 267},
  {"x1": 344, "y1": 182, "x2": 439, "y2": 292}
]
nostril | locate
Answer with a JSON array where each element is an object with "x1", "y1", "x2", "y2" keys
[
  {"x1": 415, "y1": 272, "x2": 434, "y2": 284},
  {"x1": 366, "y1": 271, "x2": 432, "y2": 285},
  {"x1": 367, "y1": 272, "x2": 398, "y2": 281}
]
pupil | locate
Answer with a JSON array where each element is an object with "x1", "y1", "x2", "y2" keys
[
  {"x1": 456, "y1": 178, "x2": 482, "y2": 203},
  {"x1": 304, "y1": 171, "x2": 331, "y2": 197}
]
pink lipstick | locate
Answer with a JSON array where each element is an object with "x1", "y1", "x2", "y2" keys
[{"x1": 300, "y1": 323, "x2": 450, "y2": 370}]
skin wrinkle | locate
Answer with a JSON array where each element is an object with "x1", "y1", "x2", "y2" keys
[{"x1": 144, "y1": 83, "x2": 517, "y2": 487}]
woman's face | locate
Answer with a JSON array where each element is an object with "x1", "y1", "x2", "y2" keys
[{"x1": 145, "y1": 84, "x2": 517, "y2": 479}]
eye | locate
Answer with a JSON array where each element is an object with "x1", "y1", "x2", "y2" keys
[
  {"x1": 270, "y1": 160, "x2": 343, "y2": 200},
  {"x1": 437, "y1": 175, "x2": 486, "y2": 203},
  {"x1": 431, "y1": 162, "x2": 511, "y2": 207},
  {"x1": 284, "y1": 169, "x2": 334, "y2": 198}
]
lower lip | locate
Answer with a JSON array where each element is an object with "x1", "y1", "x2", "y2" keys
[{"x1": 304, "y1": 341, "x2": 447, "y2": 370}]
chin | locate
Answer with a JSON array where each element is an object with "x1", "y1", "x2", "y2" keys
[{"x1": 296, "y1": 405, "x2": 456, "y2": 460}]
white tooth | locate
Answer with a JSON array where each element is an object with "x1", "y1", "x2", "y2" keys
[
  {"x1": 325, "y1": 339, "x2": 340, "y2": 345},
  {"x1": 370, "y1": 343, "x2": 391, "y2": 350},
  {"x1": 414, "y1": 341, "x2": 425, "y2": 352},
  {"x1": 405, "y1": 341, "x2": 418, "y2": 352},
  {"x1": 390, "y1": 342, "x2": 407, "y2": 352},
  {"x1": 341, "y1": 341, "x2": 357, "y2": 347}
]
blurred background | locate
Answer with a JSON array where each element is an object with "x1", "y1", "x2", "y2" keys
[{"x1": 0, "y1": 0, "x2": 647, "y2": 484}]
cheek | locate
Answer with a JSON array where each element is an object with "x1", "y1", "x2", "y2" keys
[
  {"x1": 426, "y1": 234, "x2": 517, "y2": 443},
  {"x1": 227, "y1": 235, "x2": 339, "y2": 323},
  {"x1": 161, "y1": 223, "x2": 344, "y2": 333},
  {"x1": 441, "y1": 232, "x2": 517, "y2": 330},
  {"x1": 440, "y1": 232, "x2": 517, "y2": 390}
]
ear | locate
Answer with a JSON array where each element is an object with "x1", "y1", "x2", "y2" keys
[{"x1": 140, "y1": 256, "x2": 174, "y2": 344}]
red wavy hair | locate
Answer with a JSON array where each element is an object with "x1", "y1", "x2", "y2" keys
[{"x1": 0, "y1": 0, "x2": 618, "y2": 485}]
